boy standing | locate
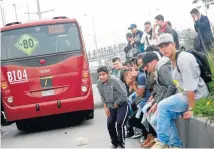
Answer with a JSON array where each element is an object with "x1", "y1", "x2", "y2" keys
[{"x1": 97, "y1": 66, "x2": 129, "y2": 149}]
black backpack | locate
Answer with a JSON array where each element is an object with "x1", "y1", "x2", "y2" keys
[{"x1": 176, "y1": 50, "x2": 212, "y2": 84}]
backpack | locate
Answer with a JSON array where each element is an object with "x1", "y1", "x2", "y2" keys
[{"x1": 176, "y1": 50, "x2": 212, "y2": 84}]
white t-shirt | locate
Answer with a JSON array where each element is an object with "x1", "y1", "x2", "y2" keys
[
  {"x1": 141, "y1": 32, "x2": 157, "y2": 50},
  {"x1": 172, "y1": 52, "x2": 209, "y2": 100}
]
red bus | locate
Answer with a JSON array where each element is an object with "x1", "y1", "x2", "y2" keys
[{"x1": 1, "y1": 17, "x2": 94, "y2": 130}]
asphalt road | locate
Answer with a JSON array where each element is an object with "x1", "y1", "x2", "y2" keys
[{"x1": 1, "y1": 85, "x2": 140, "y2": 148}]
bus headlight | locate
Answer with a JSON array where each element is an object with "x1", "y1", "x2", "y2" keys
[
  {"x1": 7, "y1": 97, "x2": 13, "y2": 103},
  {"x1": 81, "y1": 86, "x2": 87, "y2": 92}
]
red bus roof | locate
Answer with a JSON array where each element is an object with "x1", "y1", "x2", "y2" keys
[{"x1": 1, "y1": 18, "x2": 78, "y2": 32}]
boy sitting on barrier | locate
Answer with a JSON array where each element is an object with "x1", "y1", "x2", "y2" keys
[
  {"x1": 141, "y1": 52, "x2": 176, "y2": 148},
  {"x1": 152, "y1": 33, "x2": 209, "y2": 148}
]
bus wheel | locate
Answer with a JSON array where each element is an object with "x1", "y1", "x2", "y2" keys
[
  {"x1": 1, "y1": 112, "x2": 7, "y2": 126},
  {"x1": 85, "y1": 110, "x2": 94, "y2": 120},
  {"x1": 16, "y1": 121, "x2": 28, "y2": 131}
]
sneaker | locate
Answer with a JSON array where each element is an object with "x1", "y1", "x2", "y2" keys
[
  {"x1": 131, "y1": 134, "x2": 141, "y2": 139},
  {"x1": 143, "y1": 139, "x2": 156, "y2": 148},
  {"x1": 141, "y1": 134, "x2": 153, "y2": 147},
  {"x1": 117, "y1": 144, "x2": 125, "y2": 149},
  {"x1": 125, "y1": 132, "x2": 134, "y2": 138},
  {"x1": 140, "y1": 137, "x2": 145, "y2": 143},
  {"x1": 110, "y1": 144, "x2": 117, "y2": 149},
  {"x1": 151, "y1": 141, "x2": 169, "y2": 149}
]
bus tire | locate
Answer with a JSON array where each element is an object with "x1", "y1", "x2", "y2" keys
[
  {"x1": 16, "y1": 121, "x2": 27, "y2": 131},
  {"x1": 85, "y1": 110, "x2": 94, "y2": 120},
  {"x1": 1, "y1": 112, "x2": 7, "y2": 126}
]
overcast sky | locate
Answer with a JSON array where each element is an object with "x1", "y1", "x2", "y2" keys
[{"x1": 0, "y1": 0, "x2": 214, "y2": 51}]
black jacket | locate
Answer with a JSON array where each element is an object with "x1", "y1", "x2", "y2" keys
[{"x1": 172, "y1": 29, "x2": 180, "y2": 50}]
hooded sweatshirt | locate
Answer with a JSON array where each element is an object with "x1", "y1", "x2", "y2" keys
[
  {"x1": 97, "y1": 76, "x2": 127, "y2": 108},
  {"x1": 152, "y1": 56, "x2": 177, "y2": 103}
]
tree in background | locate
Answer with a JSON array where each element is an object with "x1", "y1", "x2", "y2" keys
[{"x1": 192, "y1": 0, "x2": 214, "y2": 13}]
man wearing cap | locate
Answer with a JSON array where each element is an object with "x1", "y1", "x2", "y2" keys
[
  {"x1": 124, "y1": 33, "x2": 135, "y2": 62},
  {"x1": 151, "y1": 33, "x2": 209, "y2": 148},
  {"x1": 128, "y1": 24, "x2": 144, "y2": 52},
  {"x1": 140, "y1": 52, "x2": 176, "y2": 148}
]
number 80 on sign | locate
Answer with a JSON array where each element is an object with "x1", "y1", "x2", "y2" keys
[{"x1": 15, "y1": 34, "x2": 39, "y2": 56}]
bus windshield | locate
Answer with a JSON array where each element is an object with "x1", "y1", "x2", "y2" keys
[{"x1": 1, "y1": 22, "x2": 82, "y2": 61}]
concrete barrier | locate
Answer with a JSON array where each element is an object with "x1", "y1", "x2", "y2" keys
[
  {"x1": 90, "y1": 71, "x2": 214, "y2": 148},
  {"x1": 176, "y1": 117, "x2": 214, "y2": 148}
]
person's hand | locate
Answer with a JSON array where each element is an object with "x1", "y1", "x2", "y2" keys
[
  {"x1": 182, "y1": 111, "x2": 193, "y2": 119},
  {"x1": 131, "y1": 40, "x2": 135, "y2": 45},
  {"x1": 147, "y1": 96, "x2": 153, "y2": 103},
  {"x1": 153, "y1": 24, "x2": 157, "y2": 30},
  {"x1": 192, "y1": 14, "x2": 199, "y2": 22},
  {"x1": 104, "y1": 107, "x2": 111, "y2": 117},
  {"x1": 147, "y1": 103, "x2": 157, "y2": 116},
  {"x1": 114, "y1": 103, "x2": 118, "y2": 109},
  {"x1": 121, "y1": 66, "x2": 128, "y2": 70},
  {"x1": 129, "y1": 81, "x2": 137, "y2": 87}
]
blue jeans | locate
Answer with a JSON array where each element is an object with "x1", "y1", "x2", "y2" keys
[{"x1": 156, "y1": 93, "x2": 188, "y2": 147}]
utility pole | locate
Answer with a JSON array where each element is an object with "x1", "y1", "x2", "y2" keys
[
  {"x1": 36, "y1": 0, "x2": 42, "y2": 19},
  {"x1": 91, "y1": 16, "x2": 98, "y2": 51},
  {"x1": 12, "y1": 3, "x2": 18, "y2": 21},
  {"x1": 26, "y1": 3, "x2": 30, "y2": 20},
  {"x1": 25, "y1": 0, "x2": 54, "y2": 20},
  {"x1": 0, "y1": 1, "x2": 5, "y2": 26}
]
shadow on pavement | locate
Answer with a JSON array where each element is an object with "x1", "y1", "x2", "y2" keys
[{"x1": 13, "y1": 113, "x2": 94, "y2": 135}]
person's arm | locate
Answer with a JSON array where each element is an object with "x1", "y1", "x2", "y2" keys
[
  {"x1": 97, "y1": 82, "x2": 106, "y2": 105},
  {"x1": 174, "y1": 31, "x2": 180, "y2": 50},
  {"x1": 155, "y1": 65, "x2": 177, "y2": 103},
  {"x1": 134, "y1": 31, "x2": 143, "y2": 45},
  {"x1": 165, "y1": 26, "x2": 172, "y2": 34},
  {"x1": 195, "y1": 16, "x2": 210, "y2": 31},
  {"x1": 152, "y1": 25, "x2": 159, "y2": 40},
  {"x1": 113, "y1": 79, "x2": 127, "y2": 105},
  {"x1": 178, "y1": 55, "x2": 199, "y2": 110},
  {"x1": 140, "y1": 32, "x2": 147, "y2": 44},
  {"x1": 124, "y1": 42, "x2": 132, "y2": 53}
]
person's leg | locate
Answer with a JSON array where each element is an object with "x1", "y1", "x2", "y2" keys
[
  {"x1": 125, "y1": 118, "x2": 134, "y2": 138},
  {"x1": 168, "y1": 118, "x2": 183, "y2": 147},
  {"x1": 107, "y1": 108, "x2": 118, "y2": 147},
  {"x1": 151, "y1": 93, "x2": 188, "y2": 148},
  {"x1": 116, "y1": 103, "x2": 129, "y2": 147},
  {"x1": 149, "y1": 122, "x2": 157, "y2": 137},
  {"x1": 150, "y1": 113, "x2": 157, "y2": 131},
  {"x1": 142, "y1": 102, "x2": 152, "y2": 114}
]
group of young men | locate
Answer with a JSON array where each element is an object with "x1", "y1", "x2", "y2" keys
[{"x1": 96, "y1": 8, "x2": 212, "y2": 149}]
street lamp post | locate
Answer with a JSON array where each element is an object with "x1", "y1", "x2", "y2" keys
[
  {"x1": 26, "y1": 3, "x2": 30, "y2": 20},
  {"x1": 12, "y1": 3, "x2": 18, "y2": 21},
  {"x1": 0, "y1": 1, "x2": 5, "y2": 26},
  {"x1": 25, "y1": 0, "x2": 54, "y2": 20},
  {"x1": 84, "y1": 14, "x2": 98, "y2": 51}
]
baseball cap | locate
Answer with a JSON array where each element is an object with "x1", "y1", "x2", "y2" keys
[
  {"x1": 142, "y1": 52, "x2": 159, "y2": 68},
  {"x1": 128, "y1": 24, "x2": 137, "y2": 30},
  {"x1": 126, "y1": 33, "x2": 133, "y2": 38},
  {"x1": 157, "y1": 33, "x2": 174, "y2": 46}
]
